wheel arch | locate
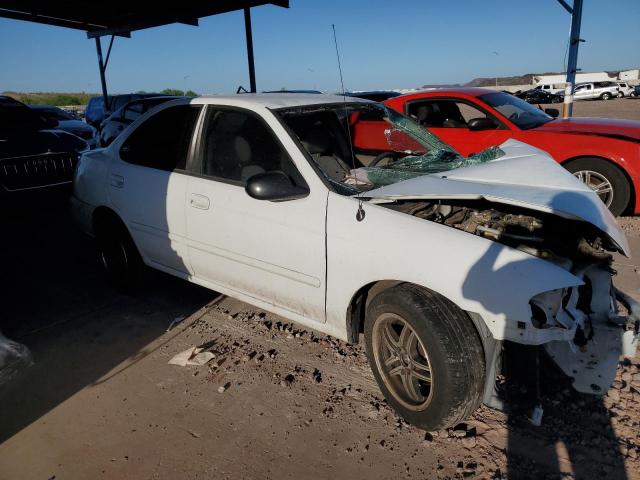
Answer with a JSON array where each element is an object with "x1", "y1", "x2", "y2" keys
[
  {"x1": 92, "y1": 206, "x2": 129, "y2": 237},
  {"x1": 345, "y1": 280, "x2": 486, "y2": 347},
  {"x1": 561, "y1": 154, "x2": 635, "y2": 214}
]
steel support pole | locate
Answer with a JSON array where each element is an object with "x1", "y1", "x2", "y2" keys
[
  {"x1": 562, "y1": 0, "x2": 584, "y2": 118},
  {"x1": 94, "y1": 37, "x2": 109, "y2": 114},
  {"x1": 244, "y1": 7, "x2": 257, "y2": 93}
]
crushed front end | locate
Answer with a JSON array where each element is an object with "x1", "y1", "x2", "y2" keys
[{"x1": 385, "y1": 199, "x2": 640, "y2": 395}]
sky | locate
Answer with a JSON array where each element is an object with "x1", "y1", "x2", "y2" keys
[{"x1": 0, "y1": 0, "x2": 638, "y2": 95}]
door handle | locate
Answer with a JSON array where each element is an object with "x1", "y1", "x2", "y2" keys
[
  {"x1": 110, "y1": 174, "x2": 124, "y2": 188},
  {"x1": 189, "y1": 193, "x2": 210, "y2": 210}
]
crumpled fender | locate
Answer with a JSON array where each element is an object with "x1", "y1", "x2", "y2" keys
[{"x1": 326, "y1": 192, "x2": 583, "y2": 343}]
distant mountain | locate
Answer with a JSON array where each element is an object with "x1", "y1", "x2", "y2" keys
[{"x1": 421, "y1": 72, "x2": 565, "y2": 89}]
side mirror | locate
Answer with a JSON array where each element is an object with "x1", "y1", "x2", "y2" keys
[
  {"x1": 544, "y1": 108, "x2": 560, "y2": 118},
  {"x1": 245, "y1": 171, "x2": 309, "y2": 202},
  {"x1": 467, "y1": 117, "x2": 498, "y2": 131}
]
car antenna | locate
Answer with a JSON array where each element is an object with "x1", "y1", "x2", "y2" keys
[{"x1": 332, "y1": 23, "x2": 365, "y2": 222}]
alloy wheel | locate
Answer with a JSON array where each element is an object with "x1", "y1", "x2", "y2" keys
[
  {"x1": 372, "y1": 313, "x2": 433, "y2": 411},
  {"x1": 573, "y1": 170, "x2": 614, "y2": 207}
]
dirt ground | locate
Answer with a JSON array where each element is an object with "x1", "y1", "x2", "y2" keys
[
  {"x1": 1, "y1": 99, "x2": 640, "y2": 480},
  {"x1": 564, "y1": 96, "x2": 640, "y2": 121}
]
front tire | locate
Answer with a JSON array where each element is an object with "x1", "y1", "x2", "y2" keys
[
  {"x1": 364, "y1": 284, "x2": 485, "y2": 430},
  {"x1": 96, "y1": 220, "x2": 144, "y2": 292},
  {"x1": 564, "y1": 157, "x2": 631, "y2": 216}
]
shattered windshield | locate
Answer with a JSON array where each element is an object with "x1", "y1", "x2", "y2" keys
[
  {"x1": 275, "y1": 102, "x2": 504, "y2": 194},
  {"x1": 480, "y1": 92, "x2": 554, "y2": 130}
]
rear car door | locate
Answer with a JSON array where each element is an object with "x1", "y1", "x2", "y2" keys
[
  {"x1": 108, "y1": 103, "x2": 202, "y2": 275},
  {"x1": 405, "y1": 98, "x2": 510, "y2": 156},
  {"x1": 184, "y1": 106, "x2": 327, "y2": 322}
]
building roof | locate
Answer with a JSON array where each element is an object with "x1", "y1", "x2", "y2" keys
[{"x1": 0, "y1": 1, "x2": 288, "y2": 37}]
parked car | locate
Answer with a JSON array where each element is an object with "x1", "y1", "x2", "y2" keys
[
  {"x1": 616, "y1": 82, "x2": 634, "y2": 98},
  {"x1": 1, "y1": 96, "x2": 88, "y2": 198},
  {"x1": 573, "y1": 81, "x2": 619, "y2": 101},
  {"x1": 30, "y1": 104, "x2": 96, "y2": 147},
  {"x1": 99, "y1": 96, "x2": 181, "y2": 147},
  {"x1": 533, "y1": 83, "x2": 565, "y2": 95},
  {"x1": 85, "y1": 93, "x2": 166, "y2": 129},
  {"x1": 72, "y1": 94, "x2": 636, "y2": 430},
  {"x1": 382, "y1": 88, "x2": 640, "y2": 215},
  {"x1": 345, "y1": 91, "x2": 402, "y2": 102},
  {"x1": 632, "y1": 85, "x2": 640, "y2": 97},
  {"x1": 516, "y1": 89, "x2": 564, "y2": 104}
]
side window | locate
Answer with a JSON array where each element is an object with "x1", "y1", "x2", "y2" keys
[
  {"x1": 408, "y1": 100, "x2": 496, "y2": 129},
  {"x1": 120, "y1": 104, "x2": 201, "y2": 172},
  {"x1": 199, "y1": 108, "x2": 306, "y2": 187}
]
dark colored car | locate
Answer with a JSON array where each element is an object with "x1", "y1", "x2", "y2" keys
[
  {"x1": 263, "y1": 89, "x2": 323, "y2": 94},
  {"x1": 85, "y1": 93, "x2": 166, "y2": 129},
  {"x1": 345, "y1": 91, "x2": 401, "y2": 102},
  {"x1": 99, "y1": 96, "x2": 182, "y2": 147},
  {"x1": 516, "y1": 89, "x2": 564, "y2": 104},
  {"x1": 30, "y1": 105, "x2": 96, "y2": 145},
  {"x1": 0, "y1": 96, "x2": 88, "y2": 197}
]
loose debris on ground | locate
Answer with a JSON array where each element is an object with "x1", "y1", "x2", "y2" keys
[{"x1": 160, "y1": 298, "x2": 640, "y2": 479}]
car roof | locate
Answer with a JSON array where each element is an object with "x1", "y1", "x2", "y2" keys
[
  {"x1": 187, "y1": 93, "x2": 371, "y2": 109},
  {"x1": 392, "y1": 87, "x2": 499, "y2": 100}
]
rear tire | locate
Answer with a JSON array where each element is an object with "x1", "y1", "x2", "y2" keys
[
  {"x1": 96, "y1": 219, "x2": 144, "y2": 292},
  {"x1": 564, "y1": 157, "x2": 631, "y2": 216},
  {"x1": 601, "y1": 92, "x2": 612, "y2": 100},
  {"x1": 364, "y1": 284, "x2": 485, "y2": 430}
]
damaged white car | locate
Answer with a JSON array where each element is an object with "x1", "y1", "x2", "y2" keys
[{"x1": 72, "y1": 94, "x2": 639, "y2": 430}]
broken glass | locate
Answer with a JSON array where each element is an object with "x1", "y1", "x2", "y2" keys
[
  {"x1": 276, "y1": 102, "x2": 505, "y2": 193},
  {"x1": 346, "y1": 109, "x2": 504, "y2": 188}
]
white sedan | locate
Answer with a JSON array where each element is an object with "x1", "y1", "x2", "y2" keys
[{"x1": 72, "y1": 94, "x2": 638, "y2": 430}]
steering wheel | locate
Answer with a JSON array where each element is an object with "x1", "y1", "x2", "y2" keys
[
  {"x1": 369, "y1": 151, "x2": 400, "y2": 167},
  {"x1": 508, "y1": 112, "x2": 520, "y2": 121}
]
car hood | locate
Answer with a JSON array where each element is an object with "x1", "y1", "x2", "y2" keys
[
  {"x1": 361, "y1": 139, "x2": 630, "y2": 256},
  {"x1": 0, "y1": 129, "x2": 87, "y2": 158},
  {"x1": 534, "y1": 117, "x2": 640, "y2": 142}
]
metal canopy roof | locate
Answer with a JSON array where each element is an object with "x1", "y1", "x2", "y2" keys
[{"x1": 0, "y1": 1, "x2": 288, "y2": 38}]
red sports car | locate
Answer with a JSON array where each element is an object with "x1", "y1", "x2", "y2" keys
[{"x1": 381, "y1": 88, "x2": 640, "y2": 216}]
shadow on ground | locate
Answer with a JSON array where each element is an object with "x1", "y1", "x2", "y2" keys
[{"x1": 0, "y1": 198, "x2": 215, "y2": 444}]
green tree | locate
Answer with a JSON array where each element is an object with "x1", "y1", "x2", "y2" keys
[
  {"x1": 161, "y1": 88, "x2": 198, "y2": 97},
  {"x1": 161, "y1": 88, "x2": 184, "y2": 96}
]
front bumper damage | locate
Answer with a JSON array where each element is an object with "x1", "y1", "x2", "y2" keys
[
  {"x1": 527, "y1": 262, "x2": 639, "y2": 395},
  {"x1": 544, "y1": 287, "x2": 639, "y2": 394}
]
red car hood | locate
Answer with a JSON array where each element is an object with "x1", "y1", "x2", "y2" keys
[{"x1": 534, "y1": 117, "x2": 640, "y2": 142}]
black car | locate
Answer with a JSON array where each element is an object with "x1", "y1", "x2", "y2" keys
[
  {"x1": 85, "y1": 93, "x2": 166, "y2": 129},
  {"x1": 263, "y1": 89, "x2": 323, "y2": 94},
  {"x1": 99, "y1": 96, "x2": 182, "y2": 147},
  {"x1": 344, "y1": 91, "x2": 401, "y2": 102},
  {"x1": 516, "y1": 89, "x2": 563, "y2": 104},
  {"x1": 30, "y1": 105, "x2": 96, "y2": 145},
  {"x1": 0, "y1": 96, "x2": 87, "y2": 197}
]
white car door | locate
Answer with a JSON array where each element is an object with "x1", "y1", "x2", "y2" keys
[
  {"x1": 184, "y1": 106, "x2": 327, "y2": 322},
  {"x1": 108, "y1": 103, "x2": 202, "y2": 275},
  {"x1": 574, "y1": 84, "x2": 591, "y2": 99}
]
